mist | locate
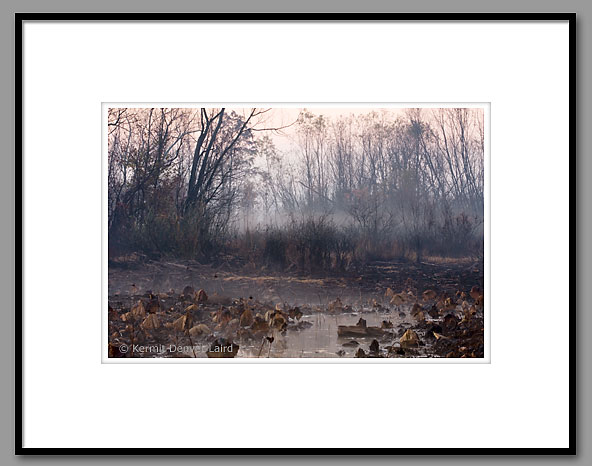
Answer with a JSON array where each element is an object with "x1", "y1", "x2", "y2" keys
[
  {"x1": 107, "y1": 106, "x2": 485, "y2": 359},
  {"x1": 108, "y1": 107, "x2": 484, "y2": 268}
]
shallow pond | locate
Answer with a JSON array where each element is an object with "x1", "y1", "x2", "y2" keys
[{"x1": 235, "y1": 310, "x2": 413, "y2": 358}]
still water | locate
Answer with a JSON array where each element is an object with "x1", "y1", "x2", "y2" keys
[{"x1": 235, "y1": 310, "x2": 411, "y2": 358}]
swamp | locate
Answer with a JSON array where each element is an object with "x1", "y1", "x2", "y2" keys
[{"x1": 107, "y1": 106, "x2": 485, "y2": 359}]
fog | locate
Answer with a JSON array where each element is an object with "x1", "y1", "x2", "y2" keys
[
  {"x1": 107, "y1": 106, "x2": 486, "y2": 360},
  {"x1": 108, "y1": 106, "x2": 484, "y2": 268}
]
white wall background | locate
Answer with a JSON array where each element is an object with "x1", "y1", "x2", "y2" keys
[{"x1": 23, "y1": 21, "x2": 569, "y2": 449}]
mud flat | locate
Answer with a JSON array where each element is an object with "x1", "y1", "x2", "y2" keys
[{"x1": 107, "y1": 257, "x2": 484, "y2": 359}]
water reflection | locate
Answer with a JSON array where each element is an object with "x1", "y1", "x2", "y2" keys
[{"x1": 237, "y1": 311, "x2": 410, "y2": 358}]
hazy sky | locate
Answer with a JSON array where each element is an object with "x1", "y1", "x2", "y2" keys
[{"x1": 231, "y1": 106, "x2": 408, "y2": 152}]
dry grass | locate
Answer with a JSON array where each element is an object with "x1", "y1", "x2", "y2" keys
[{"x1": 419, "y1": 255, "x2": 478, "y2": 265}]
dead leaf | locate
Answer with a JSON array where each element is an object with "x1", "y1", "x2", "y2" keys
[
  {"x1": 182, "y1": 285, "x2": 195, "y2": 298},
  {"x1": 270, "y1": 313, "x2": 287, "y2": 330},
  {"x1": 413, "y1": 310, "x2": 426, "y2": 322},
  {"x1": 173, "y1": 314, "x2": 193, "y2": 332},
  {"x1": 240, "y1": 308, "x2": 254, "y2": 327},
  {"x1": 196, "y1": 289, "x2": 208, "y2": 303},
  {"x1": 411, "y1": 303, "x2": 424, "y2": 316},
  {"x1": 442, "y1": 313, "x2": 459, "y2": 333},
  {"x1": 475, "y1": 295, "x2": 484, "y2": 308},
  {"x1": 250, "y1": 316, "x2": 269, "y2": 333},
  {"x1": 173, "y1": 315, "x2": 186, "y2": 332},
  {"x1": 355, "y1": 348, "x2": 367, "y2": 358},
  {"x1": 470, "y1": 286, "x2": 481, "y2": 300},
  {"x1": 400, "y1": 329, "x2": 419, "y2": 348},
  {"x1": 428, "y1": 306, "x2": 440, "y2": 319},
  {"x1": 141, "y1": 313, "x2": 161, "y2": 330},
  {"x1": 131, "y1": 300, "x2": 146, "y2": 319},
  {"x1": 288, "y1": 307, "x2": 303, "y2": 320},
  {"x1": 369, "y1": 339, "x2": 380, "y2": 353},
  {"x1": 381, "y1": 320, "x2": 394, "y2": 329},
  {"x1": 189, "y1": 323, "x2": 211, "y2": 337}
]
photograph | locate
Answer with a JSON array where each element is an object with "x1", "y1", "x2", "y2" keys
[
  {"x1": 17, "y1": 11, "x2": 574, "y2": 455},
  {"x1": 106, "y1": 105, "x2": 486, "y2": 359}
]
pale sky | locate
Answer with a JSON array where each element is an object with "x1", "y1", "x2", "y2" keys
[
  {"x1": 231, "y1": 106, "x2": 408, "y2": 153},
  {"x1": 199, "y1": 106, "x2": 483, "y2": 155}
]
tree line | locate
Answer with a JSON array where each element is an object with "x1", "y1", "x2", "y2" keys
[{"x1": 108, "y1": 107, "x2": 484, "y2": 269}]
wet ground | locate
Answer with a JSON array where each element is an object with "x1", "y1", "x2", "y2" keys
[
  {"x1": 107, "y1": 256, "x2": 485, "y2": 359},
  {"x1": 238, "y1": 310, "x2": 411, "y2": 358},
  {"x1": 108, "y1": 255, "x2": 483, "y2": 306}
]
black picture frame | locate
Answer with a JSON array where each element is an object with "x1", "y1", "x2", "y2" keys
[{"x1": 15, "y1": 12, "x2": 576, "y2": 456}]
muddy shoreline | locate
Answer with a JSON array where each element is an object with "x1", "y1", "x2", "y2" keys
[{"x1": 108, "y1": 257, "x2": 485, "y2": 359}]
